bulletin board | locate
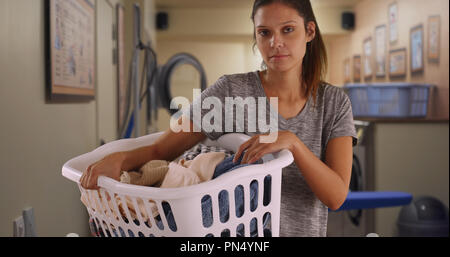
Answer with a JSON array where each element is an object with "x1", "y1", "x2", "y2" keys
[{"x1": 46, "y1": 0, "x2": 96, "y2": 101}]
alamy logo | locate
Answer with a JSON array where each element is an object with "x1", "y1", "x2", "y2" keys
[{"x1": 169, "y1": 89, "x2": 279, "y2": 143}]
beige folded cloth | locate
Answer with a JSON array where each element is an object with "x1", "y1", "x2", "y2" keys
[
  {"x1": 82, "y1": 152, "x2": 226, "y2": 225},
  {"x1": 160, "y1": 152, "x2": 225, "y2": 188},
  {"x1": 159, "y1": 162, "x2": 201, "y2": 188},
  {"x1": 120, "y1": 160, "x2": 169, "y2": 187},
  {"x1": 177, "y1": 152, "x2": 226, "y2": 182}
]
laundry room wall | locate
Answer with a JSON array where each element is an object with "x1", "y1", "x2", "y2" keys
[
  {"x1": 153, "y1": 3, "x2": 353, "y2": 131},
  {"x1": 153, "y1": 6, "x2": 261, "y2": 131},
  {"x1": 0, "y1": 0, "x2": 95, "y2": 236},
  {"x1": 373, "y1": 122, "x2": 449, "y2": 236},
  {"x1": 325, "y1": 0, "x2": 449, "y2": 120},
  {"x1": 0, "y1": 0, "x2": 156, "y2": 237},
  {"x1": 324, "y1": 0, "x2": 449, "y2": 236},
  {"x1": 154, "y1": 36, "x2": 263, "y2": 132}
]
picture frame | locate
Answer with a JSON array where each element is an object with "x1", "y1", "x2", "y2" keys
[
  {"x1": 353, "y1": 55, "x2": 361, "y2": 82},
  {"x1": 375, "y1": 25, "x2": 387, "y2": 78},
  {"x1": 363, "y1": 37, "x2": 373, "y2": 80},
  {"x1": 389, "y1": 48, "x2": 407, "y2": 78},
  {"x1": 410, "y1": 24, "x2": 424, "y2": 74},
  {"x1": 388, "y1": 2, "x2": 398, "y2": 44},
  {"x1": 117, "y1": 4, "x2": 127, "y2": 133},
  {"x1": 344, "y1": 58, "x2": 351, "y2": 83},
  {"x1": 46, "y1": 0, "x2": 96, "y2": 101},
  {"x1": 427, "y1": 15, "x2": 440, "y2": 63}
]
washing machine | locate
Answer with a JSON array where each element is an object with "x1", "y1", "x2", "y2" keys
[{"x1": 327, "y1": 120, "x2": 375, "y2": 237}]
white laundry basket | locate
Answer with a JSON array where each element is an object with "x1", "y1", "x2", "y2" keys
[{"x1": 62, "y1": 132, "x2": 293, "y2": 237}]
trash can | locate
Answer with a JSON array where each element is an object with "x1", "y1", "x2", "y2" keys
[{"x1": 396, "y1": 196, "x2": 449, "y2": 237}]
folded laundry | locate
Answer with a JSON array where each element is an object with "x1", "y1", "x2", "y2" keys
[
  {"x1": 83, "y1": 149, "x2": 273, "y2": 237},
  {"x1": 181, "y1": 143, "x2": 234, "y2": 161},
  {"x1": 82, "y1": 151, "x2": 226, "y2": 232},
  {"x1": 161, "y1": 152, "x2": 225, "y2": 188},
  {"x1": 160, "y1": 162, "x2": 201, "y2": 188},
  {"x1": 213, "y1": 152, "x2": 264, "y2": 179},
  {"x1": 120, "y1": 160, "x2": 169, "y2": 187}
]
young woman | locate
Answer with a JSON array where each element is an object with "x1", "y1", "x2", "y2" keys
[{"x1": 80, "y1": 0, "x2": 357, "y2": 237}]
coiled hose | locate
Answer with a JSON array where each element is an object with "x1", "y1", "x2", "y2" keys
[
  {"x1": 119, "y1": 50, "x2": 207, "y2": 139},
  {"x1": 158, "y1": 53, "x2": 207, "y2": 115}
]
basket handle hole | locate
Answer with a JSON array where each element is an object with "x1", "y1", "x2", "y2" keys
[
  {"x1": 263, "y1": 212, "x2": 272, "y2": 237},
  {"x1": 250, "y1": 217, "x2": 258, "y2": 237},
  {"x1": 234, "y1": 185, "x2": 245, "y2": 218},
  {"x1": 236, "y1": 223, "x2": 245, "y2": 237},
  {"x1": 221, "y1": 229, "x2": 231, "y2": 237},
  {"x1": 201, "y1": 195, "x2": 213, "y2": 228},
  {"x1": 162, "y1": 201, "x2": 177, "y2": 232},
  {"x1": 250, "y1": 180, "x2": 258, "y2": 212},
  {"x1": 263, "y1": 175, "x2": 272, "y2": 206},
  {"x1": 218, "y1": 190, "x2": 230, "y2": 223}
]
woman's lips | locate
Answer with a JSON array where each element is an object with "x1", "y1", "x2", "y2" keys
[{"x1": 270, "y1": 55, "x2": 289, "y2": 60}]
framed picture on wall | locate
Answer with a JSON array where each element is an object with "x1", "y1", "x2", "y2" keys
[
  {"x1": 344, "y1": 58, "x2": 351, "y2": 83},
  {"x1": 410, "y1": 24, "x2": 424, "y2": 74},
  {"x1": 389, "y1": 48, "x2": 407, "y2": 78},
  {"x1": 375, "y1": 25, "x2": 387, "y2": 78},
  {"x1": 45, "y1": 0, "x2": 96, "y2": 101},
  {"x1": 363, "y1": 37, "x2": 373, "y2": 80},
  {"x1": 353, "y1": 55, "x2": 361, "y2": 82},
  {"x1": 388, "y1": 2, "x2": 398, "y2": 44},
  {"x1": 427, "y1": 15, "x2": 440, "y2": 63},
  {"x1": 117, "y1": 4, "x2": 127, "y2": 134}
]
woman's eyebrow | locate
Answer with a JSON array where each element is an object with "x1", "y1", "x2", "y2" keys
[{"x1": 256, "y1": 20, "x2": 297, "y2": 28}]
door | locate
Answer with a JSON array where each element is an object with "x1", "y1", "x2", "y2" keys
[{"x1": 96, "y1": 0, "x2": 117, "y2": 145}]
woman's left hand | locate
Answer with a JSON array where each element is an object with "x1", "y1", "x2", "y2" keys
[{"x1": 233, "y1": 131, "x2": 299, "y2": 164}]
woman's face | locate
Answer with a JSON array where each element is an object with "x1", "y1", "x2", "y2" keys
[{"x1": 254, "y1": 2, "x2": 315, "y2": 73}]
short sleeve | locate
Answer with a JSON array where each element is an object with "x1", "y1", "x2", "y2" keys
[
  {"x1": 330, "y1": 91, "x2": 358, "y2": 146},
  {"x1": 185, "y1": 75, "x2": 230, "y2": 141}
]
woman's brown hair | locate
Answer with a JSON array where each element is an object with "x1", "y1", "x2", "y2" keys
[{"x1": 251, "y1": 0, "x2": 328, "y2": 105}]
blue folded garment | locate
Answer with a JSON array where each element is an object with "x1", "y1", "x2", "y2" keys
[
  {"x1": 212, "y1": 152, "x2": 263, "y2": 179},
  {"x1": 201, "y1": 152, "x2": 271, "y2": 237}
]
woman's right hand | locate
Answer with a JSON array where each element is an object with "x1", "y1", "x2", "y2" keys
[
  {"x1": 79, "y1": 119, "x2": 206, "y2": 190},
  {"x1": 80, "y1": 152, "x2": 126, "y2": 190}
]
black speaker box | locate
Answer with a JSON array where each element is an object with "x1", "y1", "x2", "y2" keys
[
  {"x1": 342, "y1": 12, "x2": 355, "y2": 30},
  {"x1": 156, "y1": 12, "x2": 168, "y2": 30}
]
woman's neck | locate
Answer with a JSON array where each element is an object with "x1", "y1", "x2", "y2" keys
[{"x1": 260, "y1": 68, "x2": 305, "y2": 101}]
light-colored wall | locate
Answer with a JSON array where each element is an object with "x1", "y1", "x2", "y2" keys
[
  {"x1": 0, "y1": 0, "x2": 156, "y2": 236},
  {"x1": 324, "y1": 0, "x2": 449, "y2": 236},
  {"x1": 153, "y1": 4, "x2": 353, "y2": 130},
  {"x1": 154, "y1": 36, "x2": 263, "y2": 131},
  {"x1": 0, "y1": 0, "x2": 95, "y2": 236},
  {"x1": 156, "y1": 6, "x2": 352, "y2": 40},
  {"x1": 374, "y1": 122, "x2": 449, "y2": 236},
  {"x1": 154, "y1": 7, "x2": 266, "y2": 136},
  {"x1": 325, "y1": 0, "x2": 449, "y2": 120}
]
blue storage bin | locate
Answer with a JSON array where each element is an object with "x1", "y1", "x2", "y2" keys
[{"x1": 344, "y1": 83, "x2": 432, "y2": 118}]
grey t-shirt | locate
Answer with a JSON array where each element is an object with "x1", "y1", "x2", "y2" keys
[{"x1": 187, "y1": 71, "x2": 357, "y2": 237}]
